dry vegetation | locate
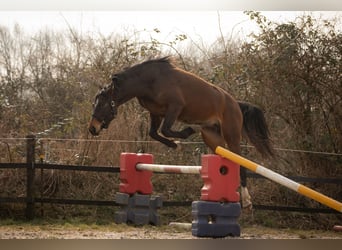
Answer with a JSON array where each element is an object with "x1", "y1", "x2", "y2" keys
[{"x1": 0, "y1": 12, "x2": 341, "y2": 230}]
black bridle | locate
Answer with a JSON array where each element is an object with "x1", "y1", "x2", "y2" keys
[
  {"x1": 92, "y1": 86, "x2": 117, "y2": 129},
  {"x1": 101, "y1": 100, "x2": 116, "y2": 129}
]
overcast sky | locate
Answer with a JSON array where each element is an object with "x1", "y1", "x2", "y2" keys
[
  {"x1": 0, "y1": 0, "x2": 341, "y2": 11},
  {"x1": 1, "y1": 11, "x2": 340, "y2": 46}
]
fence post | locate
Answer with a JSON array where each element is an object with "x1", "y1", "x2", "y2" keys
[{"x1": 26, "y1": 134, "x2": 36, "y2": 220}]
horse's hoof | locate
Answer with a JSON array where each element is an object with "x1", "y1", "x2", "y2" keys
[
  {"x1": 166, "y1": 140, "x2": 178, "y2": 149},
  {"x1": 241, "y1": 186, "x2": 252, "y2": 210},
  {"x1": 242, "y1": 202, "x2": 253, "y2": 211},
  {"x1": 174, "y1": 141, "x2": 182, "y2": 151}
]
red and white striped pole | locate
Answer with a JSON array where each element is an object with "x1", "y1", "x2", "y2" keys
[{"x1": 136, "y1": 163, "x2": 201, "y2": 174}]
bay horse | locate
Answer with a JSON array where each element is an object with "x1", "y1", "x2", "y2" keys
[{"x1": 89, "y1": 57, "x2": 274, "y2": 208}]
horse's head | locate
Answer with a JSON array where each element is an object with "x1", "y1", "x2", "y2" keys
[{"x1": 88, "y1": 83, "x2": 118, "y2": 136}]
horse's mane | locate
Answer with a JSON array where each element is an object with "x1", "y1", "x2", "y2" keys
[
  {"x1": 119, "y1": 56, "x2": 174, "y2": 77},
  {"x1": 138, "y1": 56, "x2": 173, "y2": 67}
]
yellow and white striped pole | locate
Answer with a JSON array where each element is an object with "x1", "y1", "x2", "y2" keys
[{"x1": 215, "y1": 146, "x2": 342, "y2": 213}]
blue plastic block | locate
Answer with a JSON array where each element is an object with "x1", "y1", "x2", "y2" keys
[
  {"x1": 115, "y1": 192, "x2": 162, "y2": 226},
  {"x1": 192, "y1": 200, "x2": 241, "y2": 238}
]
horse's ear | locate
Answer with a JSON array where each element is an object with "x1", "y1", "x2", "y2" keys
[
  {"x1": 111, "y1": 74, "x2": 122, "y2": 92},
  {"x1": 111, "y1": 74, "x2": 121, "y2": 89},
  {"x1": 111, "y1": 74, "x2": 118, "y2": 84}
]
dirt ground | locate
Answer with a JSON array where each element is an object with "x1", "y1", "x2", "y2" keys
[{"x1": 0, "y1": 223, "x2": 341, "y2": 239}]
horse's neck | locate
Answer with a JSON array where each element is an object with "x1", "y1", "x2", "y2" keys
[
  {"x1": 117, "y1": 74, "x2": 147, "y2": 105},
  {"x1": 123, "y1": 68, "x2": 153, "y2": 99}
]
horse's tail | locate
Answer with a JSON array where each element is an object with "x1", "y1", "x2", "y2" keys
[{"x1": 238, "y1": 101, "x2": 274, "y2": 158}]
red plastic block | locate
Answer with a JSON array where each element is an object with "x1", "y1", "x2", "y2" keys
[
  {"x1": 200, "y1": 154, "x2": 240, "y2": 202},
  {"x1": 119, "y1": 153, "x2": 154, "y2": 195}
]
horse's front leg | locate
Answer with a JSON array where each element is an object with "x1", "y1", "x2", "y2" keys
[
  {"x1": 160, "y1": 105, "x2": 195, "y2": 139},
  {"x1": 149, "y1": 114, "x2": 178, "y2": 148}
]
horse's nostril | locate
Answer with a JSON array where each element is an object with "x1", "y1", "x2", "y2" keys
[{"x1": 89, "y1": 126, "x2": 96, "y2": 135}]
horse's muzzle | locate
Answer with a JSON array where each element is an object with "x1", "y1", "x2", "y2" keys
[
  {"x1": 89, "y1": 125, "x2": 99, "y2": 136},
  {"x1": 88, "y1": 118, "x2": 102, "y2": 136}
]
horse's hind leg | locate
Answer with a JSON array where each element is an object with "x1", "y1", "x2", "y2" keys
[
  {"x1": 200, "y1": 125, "x2": 254, "y2": 207},
  {"x1": 200, "y1": 125, "x2": 225, "y2": 152},
  {"x1": 222, "y1": 120, "x2": 252, "y2": 209},
  {"x1": 149, "y1": 114, "x2": 178, "y2": 148}
]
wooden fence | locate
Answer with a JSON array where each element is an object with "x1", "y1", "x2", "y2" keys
[{"x1": 0, "y1": 135, "x2": 341, "y2": 220}]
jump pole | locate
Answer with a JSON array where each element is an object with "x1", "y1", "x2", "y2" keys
[
  {"x1": 136, "y1": 163, "x2": 201, "y2": 174},
  {"x1": 215, "y1": 146, "x2": 342, "y2": 213}
]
